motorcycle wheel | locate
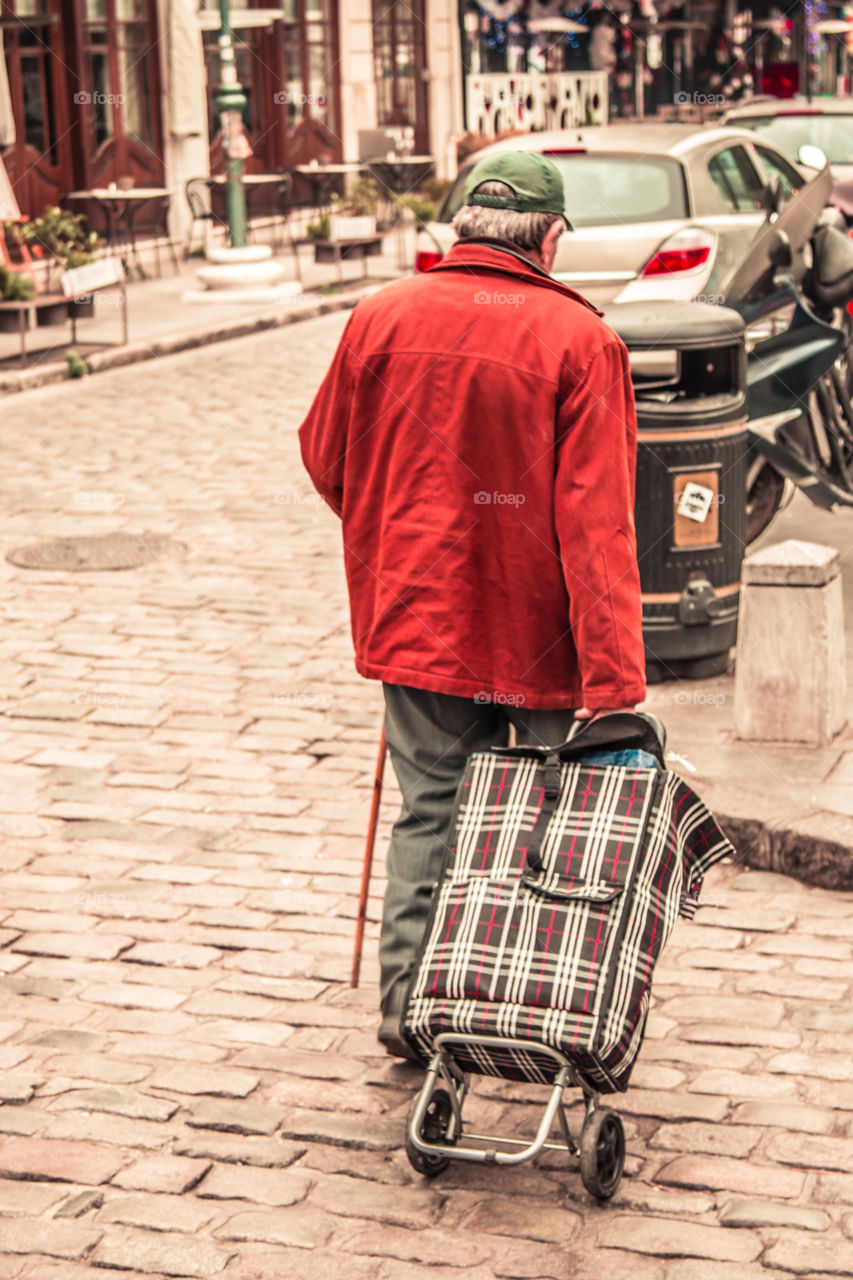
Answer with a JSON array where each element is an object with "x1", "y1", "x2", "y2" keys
[{"x1": 746, "y1": 460, "x2": 787, "y2": 544}]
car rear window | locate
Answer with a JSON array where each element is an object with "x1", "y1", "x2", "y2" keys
[
  {"x1": 440, "y1": 154, "x2": 688, "y2": 227},
  {"x1": 735, "y1": 114, "x2": 853, "y2": 165}
]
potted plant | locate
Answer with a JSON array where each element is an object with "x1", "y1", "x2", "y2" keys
[
  {"x1": 3, "y1": 207, "x2": 101, "y2": 318},
  {"x1": 0, "y1": 264, "x2": 36, "y2": 332},
  {"x1": 329, "y1": 177, "x2": 380, "y2": 241}
]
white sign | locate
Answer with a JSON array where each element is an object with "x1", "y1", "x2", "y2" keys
[
  {"x1": 61, "y1": 256, "x2": 124, "y2": 297},
  {"x1": 677, "y1": 481, "x2": 715, "y2": 523}
]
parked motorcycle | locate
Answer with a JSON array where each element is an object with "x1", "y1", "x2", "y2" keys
[{"x1": 720, "y1": 161, "x2": 853, "y2": 542}]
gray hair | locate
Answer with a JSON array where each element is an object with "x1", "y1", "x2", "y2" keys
[{"x1": 451, "y1": 180, "x2": 567, "y2": 253}]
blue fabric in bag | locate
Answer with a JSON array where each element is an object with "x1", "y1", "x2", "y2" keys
[{"x1": 580, "y1": 748, "x2": 660, "y2": 769}]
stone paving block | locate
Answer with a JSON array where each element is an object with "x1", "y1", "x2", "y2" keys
[
  {"x1": 173, "y1": 1132, "x2": 306, "y2": 1168},
  {"x1": 458, "y1": 1195, "x2": 580, "y2": 1244},
  {"x1": 111, "y1": 1155, "x2": 212, "y2": 1194},
  {"x1": 29, "y1": 1029, "x2": 103, "y2": 1051},
  {"x1": 231, "y1": 1046, "x2": 364, "y2": 1081},
  {"x1": 96, "y1": 1192, "x2": 216, "y2": 1233},
  {"x1": 277, "y1": 1107, "x2": 405, "y2": 1150},
  {"x1": 187, "y1": 1017, "x2": 291, "y2": 1047},
  {"x1": 0, "y1": 1136, "x2": 125, "y2": 1184},
  {"x1": 348, "y1": 1224, "x2": 492, "y2": 1266},
  {"x1": 736, "y1": 973, "x2": 848, "y2": 1000},
  {"x1": 39, "y1": 1053, "x2": 150, "y2": 1087},
  {"x1": 654, "y1": 1154, "x2": 805, "y2": 1198},
  {"x1": 0, "y1": 1073, "x2": 41, "y2": 1103},
  {"x1": 108, "y1": 1033, "x2": 227, "y2": 1065},
  {"x1": 196, "y1": 1163, "x2": 311, "y2": 1206},
  {"x1": 186, "y1": 1098, "x2": 281, "y2": 1136},
  {"x1": 148, "y1": 1064, "x2": 260, "y2": 1098},
  {"x1": 215, "y1": 1207, "x2": 334, "y2": 1249},
  {"x1": 0, "y1": 1109, "x2": 46, "y2": 1137},
  {"x1": 121, "y1": 942, "x2": 221, "y2": 969},
  {"x1": 765, "y1": 1131, "x2": 853, "y2": 1172},
  {"x1": 664, "y1": 1264, "x2": 787, "y2": 1280},
  {"x1": 53, "y1": 1188, "x2": 105, "y2": 1218},
  {"x1": 44, "y1": 1112, "x2": 172, "y2": 1152},
  {"x1": 680, "y1": 1024, "x2": 800, "y2": 1049},
  {"x1": 648, "y1": 1122, "x2": 762, "y2": 1158},
  {"x1": 90, "y1": 1226, "x2": 233, "y2": 1276},
  {"x1": 597, "y1": 1214, "x2": 761, "y2": 1262},
  {"x1": 719, "y1": 1198, "x2": 830, "y2": 1230},
  {"x1": 691, "y1": 906, "x2": 795, "y2": 932},
  {"x1": 49, "y1": 1088, "x2": 178, "y2": 1122},
  {"x1": 687, "y1": 1069, "x2": 798, "y2": 1099},
  {"x1": 0, "y1": 1179, "x2": 67, "y2": 1216},
  {"x1": 10, "y1": 932, "x2": 133, "y2": 960},
  {"x1": 299, "y1": 1146, "x2": 411, "y2": 1186},
  {"x1": 659, "y1": 994, "x2": 788, "y2": 1025},
  {"x1": 612, "y1": 1090, "x2": 729, "y2": 1123},
  {"x1": 218, "y1": 1246, "x2": 381, "y2": 1280},
  {"x1": 0, "y1": 1218, "x2": 101, "y2": 1259},
  {"x1": 763, "y1": 1231, "x2": 853, "y2": 1275},
  {"x1": 767, "y1": 1051, "x2": 853, "y2": 1081},
  {"x1": 79, "y1": 982, "x2": 186, "y2": 1011},
  {"x1": 731, "y1": 1101, "x2": 835, "y2": 1133}
]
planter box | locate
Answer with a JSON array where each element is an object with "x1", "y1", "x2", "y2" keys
[
  {"x1": 36, "y1": 300, "x2": 70, "y2": 327},
  {"x1": 329, "y1": 214, "x2": 376, "y2": 241},
  {"x1": 68, "y1": 298, "x2": 95, "y2": 319},
  {"x1": 0, "y1": 305, "x2": 33, "y2": 333}
]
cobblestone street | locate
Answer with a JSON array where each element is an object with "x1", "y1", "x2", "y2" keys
[{"x1": 0, "y1": 314, "x2": 853, "y2": 1279}]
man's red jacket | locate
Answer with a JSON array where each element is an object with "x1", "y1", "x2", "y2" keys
[{"x1": 298, "y1": 240, "x2": 647, "y2": 710}]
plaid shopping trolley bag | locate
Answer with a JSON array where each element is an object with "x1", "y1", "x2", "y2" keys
[{"x1": 402, "y1": 712, "x2": 734, "y2": 1092}]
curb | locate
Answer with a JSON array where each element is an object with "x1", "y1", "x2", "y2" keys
[{"x1": 0, "y1": 285, "x2": 378, "y2": 395}]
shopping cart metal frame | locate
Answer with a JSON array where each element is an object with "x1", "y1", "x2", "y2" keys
[{"x1": 405, "y1": 1032, "x2": 626, "y2": 1198}]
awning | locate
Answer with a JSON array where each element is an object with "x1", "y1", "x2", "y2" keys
[
  {"x1": 0, "y1": 29, "x2": 15, "y2": 149},
  {"x1": 168, "y1": 0, "x2": 207, "y2": 139}
]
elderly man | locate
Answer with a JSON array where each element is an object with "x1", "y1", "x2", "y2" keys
[{"x1": 299, "y1": 151, "x2": 646, "y2": 1057}]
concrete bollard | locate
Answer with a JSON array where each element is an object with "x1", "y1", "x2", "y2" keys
[{"x1": 734, "y1": 539, "x2": 847, "y2": 746}]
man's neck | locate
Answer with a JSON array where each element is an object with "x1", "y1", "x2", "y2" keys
[{"x1": 459, "y1": 237, "x2": 550, "y2": 276}]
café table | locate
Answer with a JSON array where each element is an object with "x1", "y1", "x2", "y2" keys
[{"x1": 65, "y1": 186, "x2": 171, "y2": 280}]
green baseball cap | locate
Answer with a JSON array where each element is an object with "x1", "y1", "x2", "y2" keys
[{"x1": 463, "y1": 150, "x2": 567, "y2": 217}]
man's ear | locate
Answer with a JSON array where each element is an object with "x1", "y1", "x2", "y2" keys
[{"x1": 541, "y1": 219, "x2": 565, "y2": 270}]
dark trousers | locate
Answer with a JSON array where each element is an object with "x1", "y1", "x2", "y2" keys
[{"x1": 379, "y1": 683, "x2": 577, "y2": 1009}]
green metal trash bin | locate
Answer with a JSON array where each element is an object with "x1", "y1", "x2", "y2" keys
[{"x1": 605, "y1": 301, "x2": 748, "y2": 683}]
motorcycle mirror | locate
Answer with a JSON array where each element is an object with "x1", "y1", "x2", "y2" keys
[
  {"x1": 767, "y1": 228, "x2": 794, "y2": 269},
  {"x1": 798, "y1": 143, "x2": 829, "y2": 171},
  {"x1": 761, "y1": 175, "x2": 783, "y2": 216}
]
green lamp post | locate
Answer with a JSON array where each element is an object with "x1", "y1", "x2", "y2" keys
[{"x1": 214, "y1": 0, "x2": 248, "y2": 249}]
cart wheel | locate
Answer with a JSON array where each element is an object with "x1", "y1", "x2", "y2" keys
[
  {"x1": 580, "y1": 1108, "x2": 625, "y2": 1199},
  {"x1": 405, "y1": 1087, "x2": 457, "y2": 1177}
]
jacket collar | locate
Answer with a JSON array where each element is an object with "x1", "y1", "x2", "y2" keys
[{"x1": 430, "y1": 239, "x2": 603, "y2": 316}]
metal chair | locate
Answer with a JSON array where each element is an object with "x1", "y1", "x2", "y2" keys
[{"x1": 273, "y1": 172, "x2": 314, "y2": 283}]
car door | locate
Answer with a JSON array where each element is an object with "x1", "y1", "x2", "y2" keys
[{"x1": 692, "y1": 142, "x2": 768, "y2": 294}]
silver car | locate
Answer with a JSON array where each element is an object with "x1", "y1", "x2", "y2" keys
[
  {"x1": 722, "y1": 97, "x2": 853, "y2": 224},
  {"x1": 415, "y1": 124, "x2": 809, "y2": 307}
]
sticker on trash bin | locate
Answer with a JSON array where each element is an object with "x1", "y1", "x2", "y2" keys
[{"x1": 677, "y1": 481, "x2": 715, "y2": 523}]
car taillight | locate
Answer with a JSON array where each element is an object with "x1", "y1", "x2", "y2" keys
[
  {"x1": 641, "y1": 231, "x2": 714, "y2": 277},
  {"x1": 415, "y1": 250, "x2": 443, "y2": 273},
  {"x1": 642, "y1": 246, "x2": 711, "y2": 275}
]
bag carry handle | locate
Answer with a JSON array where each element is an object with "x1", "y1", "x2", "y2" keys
[{"x1": 493, "y1": 712, "x2": 666, "y2": 767}]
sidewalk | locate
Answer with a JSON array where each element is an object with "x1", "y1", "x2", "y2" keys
[
  {"x1": 0, "y1": 223, "x2": 415, "y2": 394},
  {"x1": 0, "y1": 295, "x2": 851, "y2": 1279}
]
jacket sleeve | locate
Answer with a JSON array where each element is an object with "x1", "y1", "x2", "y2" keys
[
  {"x1": 554, "y1": 337, "x2": 647, "y2": 709},
  {"x1": 298, "y1": 316, "x2": 358, "y2": 517}
]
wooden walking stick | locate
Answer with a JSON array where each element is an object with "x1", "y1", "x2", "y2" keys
[{"x1": 350, "y1": 722, "x2": 387, "y2": 988}]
